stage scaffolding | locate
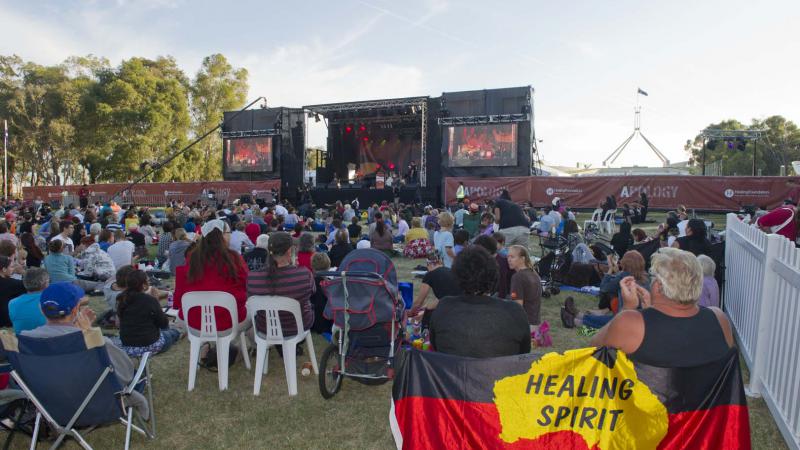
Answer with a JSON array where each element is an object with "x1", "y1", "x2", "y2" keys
[{"x1": 305, "y1": 96, "x2": 430, "y2": 187}]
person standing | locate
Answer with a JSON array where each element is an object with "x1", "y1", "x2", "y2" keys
[
  {"x1": 78, "y1": 184, "x2": 90, "y2": 209},
  {"x1": 492, "y1": 192, "x2": 531, "y2": 248},
  {"x1": 456, "y1": 182, "x2": 466, "y2": 203},
  {"x1": 433, "y1": 212, "x2": 456, "y2": 268},
  {"x1": 756, "y1": 199, "x2": 797, "y2": 243}
]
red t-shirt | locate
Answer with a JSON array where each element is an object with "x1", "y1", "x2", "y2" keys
[
  {"x1": 757, "y1": 206, "x2": 797, "y2": 242},
  {"x1": 173, "y1": 253, "x2": 249, "y2": 331},
  {"x1": 296, "y1": 251, "x2": 313, "y2": 271}
]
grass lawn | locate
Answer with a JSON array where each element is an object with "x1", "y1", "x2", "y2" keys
[{"x1": 35, "y1": 211, "x2": 786, "y2": 449}]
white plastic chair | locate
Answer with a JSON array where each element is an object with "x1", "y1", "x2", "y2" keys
[
  {"x1": 246, "y1": 295, "x2": 319, "y2": 396},
  {"x1": 583, "y1": 208, "x2": 603, "y2": 232},
  {"x1": 601, "y1": 209, "x2": 617, "y2": 234},
  {"x1": 181, "y1": 291, "x2": 251, "y2": 391}
]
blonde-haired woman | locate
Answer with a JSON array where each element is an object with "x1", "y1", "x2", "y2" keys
[
  {"x1": 507, "y1": 245, "x2": 542, "y2": 332},
  {"x1": 434, "y1": 212, "x2": 455, "y2": 268}
]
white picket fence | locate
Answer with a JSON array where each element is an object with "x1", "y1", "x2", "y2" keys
[{"x1": 725, "y1": 213, "x2": 800, "y2": 450}]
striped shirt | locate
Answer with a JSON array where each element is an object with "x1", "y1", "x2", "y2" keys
[{"x1": 247, "y1": 265, "x2": 315, "y2": 337}]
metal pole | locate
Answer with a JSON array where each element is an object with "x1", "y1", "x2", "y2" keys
[
  {"x1": 702, "y1": 137, "x2": 706, "y2": 176},
  {"x1": 3, "y1": 119, "x2": 7, "y2": 199},
  {"x1": 752, "y1": 139, "x2": 757, "y2": 176}
]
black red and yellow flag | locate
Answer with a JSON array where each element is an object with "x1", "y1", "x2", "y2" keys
[{"x1": 390, "y1": 347, "x2": 750, "y2": 449}]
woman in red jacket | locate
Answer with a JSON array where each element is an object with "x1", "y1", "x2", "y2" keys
[{"x1": 173, "y1": 219, "x2": 249, "y2": 333}]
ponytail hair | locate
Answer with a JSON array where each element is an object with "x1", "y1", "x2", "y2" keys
[{"x1": 509, "y1": 244, "x2": 535, "y2": 271}]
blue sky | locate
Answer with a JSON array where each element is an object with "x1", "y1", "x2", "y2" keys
[{"x1": 2, "y1": 0, "x2": 798, "y2": 168}]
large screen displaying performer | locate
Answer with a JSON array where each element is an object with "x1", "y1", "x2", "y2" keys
[
  {"x1": 224, "y1": 137, "x2": 273, "y2": 172},
  {"x1": 446, "y1": 123, "x2": 517, "y2": 167}
]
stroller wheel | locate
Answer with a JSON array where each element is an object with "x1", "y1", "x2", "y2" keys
[
  {"x1": 319, "y1": 344, "x2": 344, "y2": 399},
  {"x1": 550, "y1": 287, "x2": 561, "y2": 295},
  {"x1": 542, "y1": 290, "x2": 551, "y2": 298}
]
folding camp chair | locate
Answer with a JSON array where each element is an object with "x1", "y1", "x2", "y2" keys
[{"x1": 0, "y1": 329, "x2": 155, "y2": 450}]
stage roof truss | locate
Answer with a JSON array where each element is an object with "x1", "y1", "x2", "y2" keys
[
  {"x1": 221, "y1": 129, "x2": 280, "y2": 138},
  {"x1": 437, "y1": 114, "x2": 530, "y2": 126},
  {"x1": 304, "y1": 96, "x2": 429, "y2": 115},
  {"x1": 701, "y1": 129, "x2": 765, "y2": 140}
]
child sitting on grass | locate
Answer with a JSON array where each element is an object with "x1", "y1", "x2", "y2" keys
[{"x1": 114, "y1": 269, "x2": 181, "y2": 357}]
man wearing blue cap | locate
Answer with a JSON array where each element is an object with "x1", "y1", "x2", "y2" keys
[{"x1": 21, "y1": 282, "x2": 139, "y2": 395}]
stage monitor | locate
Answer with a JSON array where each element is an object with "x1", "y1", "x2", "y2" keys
[
  {"x1": 446, "y1": 123, "x2": 517, "y2": 167},
  {"x1": 224, "y1": 136, "x2": 274, "y2": 173}
]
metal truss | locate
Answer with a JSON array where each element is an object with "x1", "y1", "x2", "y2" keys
[
  {"x1": 304, "y1": 97, "x2": 429, "y2": 114},
  {"x1": 421, "y1": 101, "x2": 427, "y2": 187},
  {"x1": 701, "y1": 128, "x2": 765, "y2": 140},
  {"x1": 221, "y1": 129, "x2": 280, "y2": 138},
  {"x1": 437, "y1": 114, "x2": 530, "y2": 126},
  {"x1": 603, "y1": 107, "x2": 669, "y2": 167}
]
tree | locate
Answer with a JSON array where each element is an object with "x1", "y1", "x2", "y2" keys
[
  {"x1": 187, "y1": 54, "x2": 248, "y2": 181},
  {"x1": 686, "y1": 116, "x2": 800, "y2": 176}
]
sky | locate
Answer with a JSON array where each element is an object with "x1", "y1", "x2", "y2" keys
[{"x1": 1, "y1": 0, "x2": 799, "y2": 168}]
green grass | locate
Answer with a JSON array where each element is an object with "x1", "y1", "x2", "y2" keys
[{"x1": 23, "y1": 211, "x2": 786, "y2": 449}]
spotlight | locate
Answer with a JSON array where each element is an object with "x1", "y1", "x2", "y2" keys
[
  {"x1": 345, "y1": 125, "x2": 352, "y2": 133},
  {"x1": 727, "y1": 141, "x2": 734, "y2": 150},
  {"x1": 359, "y1": 124, "x2": 366, "y2": 132},
  {"x1": 362, "y1": 136, "x2": 369, "y2": 142},
  {"x1": 388, "y1": 163, "x2": 395, "y2": 170},
  {"x1": 707, "y1": 140, "x2": 717, "y2": 151},
  {"x1": 737, "y1": 138, "x2": 747, "y2": 151}
]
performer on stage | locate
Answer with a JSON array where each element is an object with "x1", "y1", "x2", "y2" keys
[{"x1": 407, "y1": 161, "x2": 418, "y2": 183}]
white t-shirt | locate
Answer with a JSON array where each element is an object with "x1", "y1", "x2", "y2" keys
[
  {"x1": 274, "y1": 204, "x2": 288, "y2": 217},
  {"x1": 229, "y1": 230, "x2": 254, "y2": 254},
  {"x1": 51, "y1": 234, "x2": 75, "y2": 256},
  {"x1": 107, "y1": 240, "x2": 135, "y2": 270},
  {"x1": 677, "y1": 220, "x2": 689, "y2": 237},
  {"x1": 434, "y1": 230, "x2": 455, "y2": 268}
]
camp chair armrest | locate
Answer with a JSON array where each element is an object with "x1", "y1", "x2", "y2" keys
[{"x1": 123, "y1": 352, "x2": 151, "y2": 395}]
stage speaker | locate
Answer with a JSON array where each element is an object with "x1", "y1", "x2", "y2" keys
[
  {"x1": 328, "y1": 181, "x2": 340, "y2": 189},
  {"x1": 239, "y1": 194, "x2": 253, "y2": 204},
  {"x1": 350, "y1": 182, "x2": 364, "y2": 189},
  {"x1": 316, "y1": 167, "x2": 332, "y2": 185}
]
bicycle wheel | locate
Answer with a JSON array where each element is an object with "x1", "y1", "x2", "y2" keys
[{"x1": 319, "y1": 344, "x2": 344, "y2": 399}]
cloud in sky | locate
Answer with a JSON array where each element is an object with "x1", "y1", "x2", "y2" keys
[{"x1": 1, "y1": 0, "x2": 798, "y2": 167}]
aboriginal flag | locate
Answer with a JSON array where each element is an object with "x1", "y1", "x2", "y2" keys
[{"x1": 390, "y1": 347, "x2": 750, "y2": 450}]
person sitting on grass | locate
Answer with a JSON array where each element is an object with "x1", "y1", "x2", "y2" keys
[
  {"x1": 697, "y1": 254, "x2": 719, "y2": 308},
  {"x1": 473, "y1": 235, "x2": 512, "y2": 298},
  {"x1": 562, "y1": 250, "x2": 649, "y2": 329},
  {"x1": 429, "y1": 246, "x2": 530, "y2": 358},
  {"x1": 156, "y1": 221, "x2": 174, "y2": 265},
  {"x1": 369, "y1": 213, "x2": 395, "y2": 256},
  {"x1": 296, "y1": 233, "x2": 315, "y2": 271},
  {"x1": 591, "y1": 248, "x2": 735, "y2": 368},
  {"x1": 507, "y1": 245, "x2": 543, "y2": 333},
  {"x1": 409, "y1": 250, "x2": 462, "y2": 328},
  {"x1": 244, "y1": 234, "x2": 269, "y2": 272},
  {"x1": 328, "y1": 229, "x2": 353, "y2": 268},
  {"x1": 78, "y1": 238, "x2": 116, "y2": 281},
  {"x1": 453, "y1": 229, "x2": 469, "y2": 256},
  {"x1": 8, "y1": 267, "x2": 49, "y2": 333},
  {"x1": 309, "y1": 252, "x2": 333, "y2": 335},
  {"x1": 347, "y1": 216, "x2": 362, "y2": 244},
  {"x1": 44, "y1": 239, "x2": 102, "y2": 293},
  {"x1": 403, "y1": 217, "x2": 432, "y2": 259},
  {"x1": 113, "y1": 269, "x2": 181, "y2": 357}
]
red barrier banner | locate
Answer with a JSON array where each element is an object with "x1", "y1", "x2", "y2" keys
[
  {"x1": 446, "y1": 176, "x2": 800, "y2": 211},
  {"x1": 23, "y1": 180, "x2": 281, "y2": 205}
]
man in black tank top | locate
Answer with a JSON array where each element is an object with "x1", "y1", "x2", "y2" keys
[{"x1": 590, "y1": 248, "x2": 735, "y2": 367}]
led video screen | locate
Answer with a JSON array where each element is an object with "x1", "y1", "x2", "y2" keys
[
  {"x1": 224, "y1": 137, "x2": 273, "y2": 173},
  {"x1": 446, "y1": 123, "x2": 517, "y2": 167}
]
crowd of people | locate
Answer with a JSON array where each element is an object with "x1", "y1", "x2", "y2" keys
[{"x1": 0, "y1": 187, "x2": 792, "y2": 440}]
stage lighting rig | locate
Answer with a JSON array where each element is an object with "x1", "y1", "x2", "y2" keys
[{"x1": 700, "y1": 128, "x2": 764, "y2": 175}]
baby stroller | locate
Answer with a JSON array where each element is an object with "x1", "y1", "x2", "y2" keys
[
  {"x1": 536, "y1": 234, "x2": 571, "y2": 297},
  {"x1": 318, "y1": 249, "x2": 405, "y2": 399}
]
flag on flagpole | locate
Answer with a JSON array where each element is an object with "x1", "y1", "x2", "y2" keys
[{"x1": 637, "y1": 88, "x2": 649, "y2": 96}]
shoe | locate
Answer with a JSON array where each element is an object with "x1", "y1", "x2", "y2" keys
[
  {"x1": 560, "y1": 307, "x2": 576, "y2": 329},
  {"x1": 564, "y1": 297, "x2": 579, "y2": 316}
]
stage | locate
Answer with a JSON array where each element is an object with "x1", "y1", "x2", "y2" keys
[{"x1": 309, "y1": 186, "x2": 421, "y2": 207}]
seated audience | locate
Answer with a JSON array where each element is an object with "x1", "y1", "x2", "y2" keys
[
  {"x1": 328, "y1": 229, "x2": 353, "y2": 268},
  {"x1": 409, "y1": 250, "x2": 462, "y2": 326},
  {"x1": 244, "y1": 234, "x2": 269, "y2": 272},
  {"x1": 433, "y1": 212, "x2": 455, "y2": 268},
  {"x1": 591, "y1": 248, "x2": 735, "y2": 368},
  {"x1": 156, "y1": 221, "x2": 174, "y2": 264},
  {"x1": 453, "y1": 229, "x2": 469, "y2": 255},
  {"x1": 632, "y1": 228, "x2": 648, "y2": 244},
  {"x1": 474, "y1": 234, "x2": 512, "y2": 299},
  {"x1": 347, "y1": 216, "x2": 362, "y2": 244},
  {"x1": 310, "y1": 252, "x2": 333, "y2": 335},
  {"x1": 296, "y1": 233, "x2": 315, "y2": 271},
  {"x1": 697, "y1": 254, "x2": 719, "y2": 308},
  {"x1": 78, "y1": 239, "x2": 116, "y2": 281},
  {"x1": 114, "y1": 269, "x2": 181, "y2": 357},
  {"x1": 44, "y1": 240, "x2": 100, "y2": 292},
  {"x1": 168, "y1": 228, "x2": 192, "y2": 275},
  {"x1": 394, "y1": 215, "x2": 409, "y2": 243},
  {"x1": 173, "y1": 220, "x2": 249, "y2": 334},
  {"x1": 755, "y1": 199, "x2": 797, "y2": 242},
  {"x1": 507, "y1": 245, "x2": 543, "y2": 332},
  {"x1": 20, "y1": 232, "x2": 43, "y2": 268},
  {"x1": 247, "y1": 232, "x2": 315, "y2": 340},
  {"x1": 610, "y1": 221, "x2": 634, "y2": 258},
  {"x1": 229, "y1": 221, "x2": 255, "y2": 255},
  {"x1": 9, "y1": 267, "x2": 49, "y2": 333},
  {"x1": 22, "y1": 282, "x2": 147, "y2": 416},
  {"x1": 403, "y1": 218, "x2": 432, "y2": 259},
  {"x1": 369, "y1": 214, "x2": 394, "y2": 255},
  {"x1": 673, "y1": 218, "x2": 712, "y2": 257},
  {"x1": 429, "y1": 246, "x2": 530, "y2": 358},
  {"x1": 108, "y1": 230, "x2": 135, "y2": 270},
  {"x1": 98, "y1": 229, "x2": 114, "y2": 252},
  {"x1": 1, "y1": 256, "x2": 30, "y2": 328}
]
